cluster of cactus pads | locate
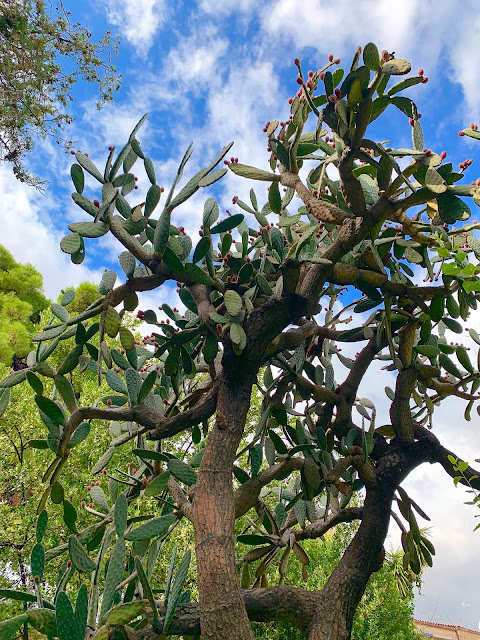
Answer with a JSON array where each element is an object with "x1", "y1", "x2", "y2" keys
[{"x1": 0, "y1": 41, "x2": 480, "y2": 639}]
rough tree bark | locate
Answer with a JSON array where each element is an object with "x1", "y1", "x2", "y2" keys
[{"x1": 192, "y1": 366, "x2": 257, "y2": 640}]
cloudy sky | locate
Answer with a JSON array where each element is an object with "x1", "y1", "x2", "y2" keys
[{"x1": 3, "y1": 0, "x2": 480, "y2": 630}]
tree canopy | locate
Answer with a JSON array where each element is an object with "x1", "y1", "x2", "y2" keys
[
  {"x1": 1, "y1": 42, "x2": 480, "y2": 640},
  {"x1": 0, "y1": 0, "x2": 121, "y2": 187},
  {"x1": 0, "y1": 244, "x2": 49, "y2": 365}
]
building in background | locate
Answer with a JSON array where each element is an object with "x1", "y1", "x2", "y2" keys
[{"x1": 415, "y1": 620, "x2": 480, "y2": 640}]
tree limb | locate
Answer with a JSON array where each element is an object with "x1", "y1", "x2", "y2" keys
[
  {"x1": 234, "y1": 458, "x2": 304, "y2": 518},
  {"x1": 131, "y1": 587, "x2": 320, "y2": 637},
  {"x1": 413, "y1": 424, "x2": 480, "y2": 491},
  {"x1": 295, "y1": 507, "x2": 363, "y2": 541},
  {"x1": 280, "y1": 170, "x2": 350, "y2": 225}
]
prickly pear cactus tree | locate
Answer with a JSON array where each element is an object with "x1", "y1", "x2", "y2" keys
[{"x1": 2, "y1": 43, "x2": 480, "y2": 640}]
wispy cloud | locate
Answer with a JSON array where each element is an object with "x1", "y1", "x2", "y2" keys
[
  {"x1": 0, "y1": 168, "x2": 103, "y2": 299},
  {"x1": 165, "y1": 31, "x2": 229, "y2": 86},
  {"x1": 260, "y1": 0, "x2": 480, "y2": 119},
  {"x1": 102, "y1": 0, "x2": 167, "y2": 57}
]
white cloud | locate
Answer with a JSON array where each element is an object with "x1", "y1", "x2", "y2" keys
[
  {"x1": 449, "y1": 14, "x2": 480, "y2": 115},
  {"x1": 103, "y1": 0, "x2": 167, "y2": 57},
  {"x1": 260, "y1": 0, "x2": 480, "y2": 119},
  {"x1": 81, "y1": 102, "x2": 151, "y2": 150},
  {"x1": 260, "y1": 0, "x2": 425, "y2": 57},
  {"x1": 198, "y1": 0, "x2": 257, "y2": 15},
  {"x1": 165, "y1": 32, "x2": 229, "y2": 85},
  {"x1": 0, "y1": 168, "x2": 103, "y2": 299}
]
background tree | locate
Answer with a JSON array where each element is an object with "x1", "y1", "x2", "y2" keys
[
  {"x1": 0, "y1": 0, "x2": 121, "y2": 187},
  {"x1": 0, "y1": 352, "x2": 420, "y2": 639},
  {"x1": 0, "y1": 244, "x2": 49, "y2": 365},
  {"x1": 1, "y1": 42, "x2": 480, "y2": 640}
]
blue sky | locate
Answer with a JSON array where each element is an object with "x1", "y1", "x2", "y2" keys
[{"x1": 2, "y1": 0, "x2": 480, "y2": 630}]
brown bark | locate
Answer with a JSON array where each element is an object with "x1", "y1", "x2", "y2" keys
[
  {"x1": 306, "y1": 438, "x2": 438, "y2": 640},
  {"x1": 135, "y1": 587, "x2": 319, "y2": 637},
  {"x1": 192, "y1": 369, "x2": 256, "y2": 640}
]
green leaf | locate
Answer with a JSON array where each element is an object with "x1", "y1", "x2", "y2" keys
[
  {"x1": 469, "y1": 328, "x2": 480, "y2": 345},
  {"x1": 114, "y1": 494, "x2": 128, "y2": 538},
  {"x1": 60, "y1": 233, "x2": 82, "y2": 254},
  {"x1": 91, "y1": 446, "x2": 115, "y2": 474},
  {"x1": 268, "y1": 430, "x2": 288, "y2": 454},
  {"x1": 425, "y1": 166, "x2": 447, "y2": 193},
  {"x1": 35, "y1": 395, "x2": 65, "y2": 426},
  {"x1": 0, "y1": 614, "x2": 28, "y2": 639},
  {"x1": 33, "y1": 324, "x2": 67, "y2": 341},
  {"x1": 61, "y1": 289, "x2": 76, "y2": 306},
  {"x1": 135, "y1": 557, "x2": 159, "y2": 628},
  {"x1": 456, "y1": 346, "x2": 473, "y2": 373},
  {"x1": 58, "y1": 344, "x2": 83, "y2": 375},
  {"x1": 103, "y1": 601, "x2": 148, "y2": 626},
  {"x1": 230, "y1": 323, "x2": 247, "y2": 351},
  {"x1": 69, "y1": 422, "x2": 91, "y2": 448},
  {"x1": 30, "y1": 543, "x2": 45, "y2": 581},
  {"x1": 145, "y1": 471, "x2": 171, "y2": 496},
  {"x1": 72, "y1": 192, "x2": 99, "y2": 217},
  {"x1": 145, "y1": 184, "x2": 161, "y2": 217},
  {"x1": 193, "y1": 235, "x2": 212, "y2": 263},
  {"x1": 268, "y1": 180, "x2": 282, "y2": 214},
  {"x1": 442, "y1": 317, "x2": 463, "y2": 334},
  {"x1": 203, "y1": 197, "x2": 220, "y2": 227},
  {"x1": 415, "y1": 345, "x2": 440, "y2": 358},
  {"x1": 153, "y1": 210, "x2": 171, "y2": 256},
  {"x1": 382, "y1": 58, "x2": 411, "y2": 75},
  {"x1": 224, "y1": 289, "x2": 242, "y2": 316},
  {"x1": 63, "y1": 500, "x2": 78, "y2": 533},
  {"x1": 0, "y1": 589, "x2": 36, "y2": 603},
  {"x1": 125, "y1": 514, "x2": 175, "y2": 541},
  {"x1": 36, "y1": 510, "x2": 48, "y2": 543},
  {"x1": 100, "y1": 537, "x2": 126, "y2": 621},
  {"x1": 210, "y1": 214, "x2": 245, "y2": 234},
  {"x1": 76, "y1": 152, "x2": 105, "y2": 183},
  {"x1": 110, "y1": 142, "x2": 132, "y2": 181},
  {"x1": 203, "y1": 332, "x2": 218, "y2": 365},
  {"x1": 168, "y1": 458, "x2": 197, "y2": 485},
  {"x1": 56, "y1": 591, "x2": 74, "y2": 640},
  {"x1": 429, "y1": 295, "x2": 445, "y2": 322},
  {"x1": 26, "y1": 371, "x2": 43, "y2": 395},
  {"x1": 105, "y1": 369, "x2": 128, "y2": 394},
  {"x1": 439, "y1": 353, "x2": 462, "y2": 379},
  {"x1": 412, "y1": 120, "x2": 423, "y2": 151},
  {"x1": 184, "y1": 262, "x2": 214, "y2": 285},
  {"x1": 138, "y1": 370, "x2": 157, "y2": 403},
  {"x1": 74, "y1": 584, "x2": 88, "y2": 640},
  {"x1": 229, "y1": 163, "x2": 278, "y2": 181},
  {"x1": 51, "y1": 481, "x2": 64, "y2": 504},
  {"x1": 125, "y1": 368, "x2": 141, "y2": 404},
  {"x1": 119, "y1": 327, "x2": 135, "y2": 351},
  {"x1": 437, "y1": 191, "x2": 471, "y2": 223},
  {"x1": 0, "y1": 369, "x2": 26, "y2": 388},
  {"x1": 98, "y1": 269, "x2": 117, "y2": 294},
  {"x1": 387, "y1": 76, "x2": 423, "y2": 96},
  {"x1": 132, "y1": 449, "x2": 169, "y2": 462},
  {"x1": 198, "y1": 167, "x2": 228, "y2": 187},
  {"x1": 119, "y1": 251, "x2": 136, "y2": 278},
  {"x1": 69, "y1": 221, "x2": 109, "y2": 238},
  {"x1": 144, "y1": 157, "x2": 156, "y2": 184},
  {"x1": 68, "y1": 535, "x2": 96, "y2": 572},
  {"x1": 164, "y1": 550, "x2": 191, "y2": 633},
  {"x1": 90, "y1": 485, "x2": 109, "y2": 513},
  {"x1": 169, "y1": 167, "x2": 209, "y2": 209},
  {"x1": 71, "y1": 164, "x2": 84, "y2": 193},
  {"x1": 363, "y1": 42, "x2": 380, "y2": 70}
]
